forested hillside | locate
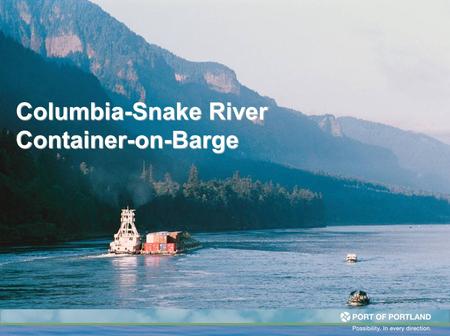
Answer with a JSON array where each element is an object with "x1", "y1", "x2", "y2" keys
[
  {"x1": 0, "y1": 130, "x2": 115, "y2": 245},
  {"x1": 0, "y1": 131, "x2": 326, "y2": 244},
  {"x1": 135, "y1": 166, "x2": 325, "y2": 232},
  {"x1": 197, "y1": 158, "x2": 450, "y2": 224}
]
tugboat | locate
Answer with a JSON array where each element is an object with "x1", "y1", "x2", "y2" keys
[
  {"x1": 109, "y1": 207, "x2": 142, "y2": 254},
  {"x1": 347, "y1": 290, "x2": 370, "y2": 306},
  {"x1": 108, "y1": 207, "x2": 200, "y2": 255}
]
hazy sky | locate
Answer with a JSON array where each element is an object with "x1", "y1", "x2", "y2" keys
[{"x1": 92, "y1": 0, "x2": 450, "y2": 140}]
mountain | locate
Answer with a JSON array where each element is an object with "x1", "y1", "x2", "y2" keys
[
  {"x1": 0, "y1": 0, "x2": 428, "y2": 191},
  {"x1": 0, "y1": 30, "x2": 108, "y2": 131},
  {"x1": 311, "y1": 115, "x2": 450, "y2": 194},
  {"x1": 310, "y1": 114, "x2": 344, "y2": 138},
  {"x1": 0, "y1": 31, "x2": 118, "y2": 244},
  {"x1": 0, "y1": 31, "x2": 450, "y2": 247},
  {"x1": 430, "y1": 131, "x2": 450, "y2": 145},
  {"x1": 0, "y1": 32, "x2": 326, "y2": 244}
]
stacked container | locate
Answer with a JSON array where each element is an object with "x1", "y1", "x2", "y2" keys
[{"x1": 142, "y1": 231, "x2": 182, "y2": 254}]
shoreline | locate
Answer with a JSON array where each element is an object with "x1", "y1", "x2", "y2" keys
[{"x1": 2, "y1": 222, "x2": 450, "y2": 249}]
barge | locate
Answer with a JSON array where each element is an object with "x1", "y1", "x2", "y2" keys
[
  {"x1": 141, "y1": 231, "x2": 200, "y2": 255},
  {"x1": 109, "y1": 207, "x2": 200, "y2": 255}
]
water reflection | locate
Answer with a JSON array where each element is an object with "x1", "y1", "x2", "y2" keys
[
  {"x1": 112, "y1": 256, "x2": 138, "y2": 290},
  {"x1": 144, "y1": 255, "x2": 163, "y2": 267}
]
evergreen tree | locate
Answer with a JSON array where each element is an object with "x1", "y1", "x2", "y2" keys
[{"x1": 184, "y1": 164, "x2": 200, "y2": 198}]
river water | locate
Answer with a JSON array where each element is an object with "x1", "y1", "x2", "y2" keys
[{"x1": 0, "y1": 225, "x2": 449, "y2": 309}]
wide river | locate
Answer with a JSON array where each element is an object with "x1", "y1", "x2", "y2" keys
[{"x1": 0, "y1": 225, "x2": 449, "y2": 309}]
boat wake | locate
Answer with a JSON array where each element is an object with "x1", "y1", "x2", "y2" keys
[
  {"x1": 370, "y1": 297, "x2": 449, "y2": 305},
  {"x1": 79, "y1": 253, "x2": 126, "y2": 259}
]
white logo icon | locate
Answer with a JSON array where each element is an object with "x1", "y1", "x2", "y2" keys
[{"x1": 340, "y1": 312, "x2": 351, "y2": 323}]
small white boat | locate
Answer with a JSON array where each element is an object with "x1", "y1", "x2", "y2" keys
[
  {"x1": 346, "y1": 253, "x2": 358, "y2": 263},
  {"x1": 109, "y1": 207, "x2": 142, "y2": 254}
]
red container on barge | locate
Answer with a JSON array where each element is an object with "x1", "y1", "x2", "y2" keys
[{"x1": 141, "y1": 231, "x2": 200, "y2": 255}]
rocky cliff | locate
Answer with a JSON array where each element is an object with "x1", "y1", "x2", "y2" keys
[{"x1": 0, "y1": 0, "x2": 434, "y2": 192}]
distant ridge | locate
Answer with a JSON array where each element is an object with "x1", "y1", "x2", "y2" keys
[{"x1": 310, "y1": 114, "x2": 450, "y2": 194}]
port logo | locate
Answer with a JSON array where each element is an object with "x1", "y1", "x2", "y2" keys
[{"x1": 340, "y1": 311, "x2": 352, "y2": 323}]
